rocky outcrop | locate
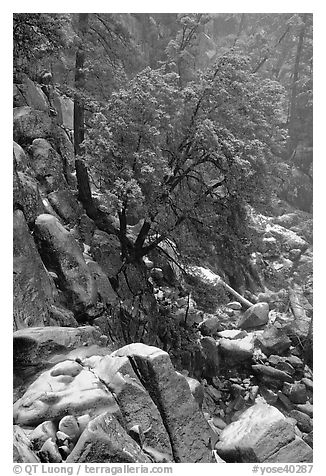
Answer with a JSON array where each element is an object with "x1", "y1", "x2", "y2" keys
[
  {"x1": 13, "y1": 106, "x2": 54, "y2": 144},
  {"x1": 112, "y1": 343, "x2": 212, "y2": 462},
  {"x1": 13, "y1": 210, "x2": 55, "y2": 329},
  {"x1": 34, "y1": 214, "x2": 97, "y2": 319},
  {"x1": 29, "y1": 138, "x2": 68, "y2": 193}
]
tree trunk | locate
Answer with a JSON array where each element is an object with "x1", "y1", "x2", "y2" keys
[{"x1": 288, "y1": 14, "x2": 308, "y2": 158}]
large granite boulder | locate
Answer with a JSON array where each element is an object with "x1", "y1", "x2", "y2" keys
[
  {"x1": 91, "y1": 354, "x2": 173, "y2": 460},
  {"x1": 34, "y1": 214, "x2": 97, "y2": 318},
  {"x1": 238, "y1": 302, "x2": 269, "y2": 330},
  {"x1": 112, "y1": 343, "x2": 212, "y2": 462},
  {"x1": 14, "y1": 76, "x2": 49, "y2": 112},
  {"x1": 29, "y1": 138, "x2": 68, "y2": 193},
  {"x1": 13, "y1": 170, "x2": 45, "y2": 225},
  {"x1": 13, "y1": 210, "x2": 55, "y2": 330},
  {"x1": 216, "y1": 400, "x2": 295, "y2": 462},
  {"x1": 66, "y1": 413, "x2": 151, "y2": 463},
  {"x1": 13, "y1": 360, "x2": 118, "y2": 426},
  {"x1": 13, "y1": 106, "x2": 54, "y2": 144},
  {"x1": 13, "y1": 326, "x2": 102, "y2": 368},
  {"x1": 47, "y1": 190, "x2": 83, "y2": 225}
]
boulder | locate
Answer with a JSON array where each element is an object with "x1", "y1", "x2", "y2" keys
[
  {"x1": 198, "y1": 316, "x2": 223, "y2": 336},
  {"x1": 13, "y1": 359, "x2": 118, "y2": 426},
  {"x1": 219, "y1": 334, "x2": 255, "y2": 364},
  {"x1": 303, "y1": 431, "x2": 313, "y2": 448},
  {"x1": 238, "y1": 302, "x2": 269, "y2": 330},
  {"x1": 112, "y1": 343, "x2": 212, "y2": 462},
  {"x1": 52, "y1": 92, "x2": 74, "y2": 129},
  {"x1": 34, "y1": 214, "x2": 97, "y2": 318},
  {"x1": 215, "y1": 400, "x2": 295, "y2": 462},
  {"x1": 13, "y1": 140, "x2": 30, "y2": 172},
  {"x1": 255, "y1": 325, "x2": 291, "y2": 356},
  {"x1": 13, "y1": 325, "x2": 102, "y2": 368},
  {"x1": 183, "y1": 375, "x2": 204, "y2": 409},
  {"x1": 58, "y1": 415, "x2": 80, "y2": 443},
  {"x1": 13, "y1": 425, "x2": 40, "y2": 463},
  {"x1": 38, "y1": 437, "x2": 62, "y2": 463},
  {"x1": 252, "y1": 364, "x2": 293, "y2": 384},
  {"x1": 200, "y1": 336, "x2": 220, "y2": 378},
  {"x1": 66, "y1": 412, "x2": 151, "y2": 463},
  {"x1": 282, "y1": 382, "x2": 307, "y2": 404},
  {"x1": 14, "y1": 76, "x2": 49, "y2": 111},
  {"x1": 13, "y1": 106, "x2": 54, "y2": 144},
  {"x1": 90, "y1": 230, "x2": 122, "y2": 278},
  {"x1": 268, "y1": 355, "x2": 295, "y2": 375},
  {"x1": 13, "y1": 170, "x2": 45, "y2": 225},
  {"x1": 29, "y1": 421, "x2": 57, "y2": 451},
  {"x1": 266, "y1": 223, "x2": 308, "y2": 252},
  {"x1": 290, "y1": 410, "x2": 313, "y2": 433},
  {"x1": 47, "y1": 190, "x2": 83, "y2": 225},
  {"x1": 29, "y1": 138, "x2": 68, "y2": 193},
  {"x1": 87, "y1": 261, "x2": 118, "y2": 306},
  {"x1": 294, "y1": 402, "x2": 313, "y2": 418},
  {"x1": 92, "y1": 354, "x2": 173, "y2": 459},
  {"x1": 265, "y1": 436, "x2": 312, "y2": 463},
  {"x1": 13, "y1": 210, "x2": 55, "y2": 329},
  {"x1": 217, "y1": 329, "x2": 247, "y2": 339}
]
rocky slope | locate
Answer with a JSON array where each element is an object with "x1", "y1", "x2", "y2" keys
[{"x1": 13, "y1": 75, "x2": 313, "y2": 463}]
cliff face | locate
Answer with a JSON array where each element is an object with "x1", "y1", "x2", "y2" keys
[{"x1": 13, "y1": 75, "x2": 313, "y2": 464}]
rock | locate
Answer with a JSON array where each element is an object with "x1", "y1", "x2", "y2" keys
[
  {"x1": 91, "y1": 355, "x2": 173, "y2": 459},
  {"x1": 56, "y1": 431, "x2": 71, "y2": 446},
  {"x1": 283, "y1": 382, "x2": 307, "y2": 404},
  {"x1": 215, "y1": 400, "x2": 295, "y2": 462},
  {"x1": 303, "y1": 431, "x2": 313, "y2": 448},
  {"x1": 301, "y1": 377, "x2": 313, "y2": 390},
  {"x1": 206, "y1": 385, "x2": 222, "y2": 403},
  {"x1": 290, "y1": 410, "x2": 313, "y2": 433},
  {"x1": 87, "y1": 261, "x2": 118, "y2": 306},
  {"x1": 13, "y1": 140, "x2": 29, "y2": 171},
  {"x1": 13, "y1": 359, "x2": 118, "y2": 426},
  {"x1": 49, "y1": 305, "x2": 78, "y2": 327},
  {"x1": 58, "y1": 415, "x2": 80, "y2": 443},
  {"x1": 13, "y1": 426, "x2": 40, "y2": 463},
  {"x1": 259, "y1": 386, "x2": 278, "y2": 405},
  {"x1": 227, "y1": 301, "x2": 242, "y2": 311},
  {"x1": 264, "y1": 436, "x2": 312, "y2": 463},
  {"x1": 184, "y1": 376, "x2": 204, "y2": 409},
  {"x1": 219, "y1": 334, "x2": 255, "y2": 364},
  {"x1": 13, "y1": 106, "x2": 54, "y2": 144},
  {"x1": 112, "y1": 343, "x2": 212, "y2": 462},
  {"x1": 255, "y1": 325, "x2": 291, "y2": 356},
  {"x1": 29, "y1": 138, "x2": 68, "y2": 193},
  {"x1": 38, "y1": 437, "x2": 62, "y2": 463},
  {"x1": 294, "y1": 402, "x2": 313, "y2": 418},
  {"x1": 90, "y1": 230, "x2": 122, "y2": 278},
  {"x1": 29, "y1": 421, "x2": 57, "y2": 451},
  {"x1": 199, "y1": 316, "x2": 223, "y2": 336},
  {"x1": 14, "y1": 170, "x2": 45, "y2": 225},
  {"x1": 238, "y1": 302, "x2": 269, "y2": 330},
  {"x1": 34, "y1": 214, "x2": 97, "y2": 318},
  {"x1": 200, "y1": 336, "x2": 220, "y2": 378},
  {"x1": 47, "y1": 190, "x2": 83, "y2": 225},
  {"x1": 212, "y1": 416, "x2": 227, "y2": 430},
  {"x1": 277, "y1": 392, "x2": 294, "y2": 412},
  {"x1": 13, "y1": 210, "x2": 55, "y2": 329},
  {"x1": 13, "y1": 325, "x2": 102, "y2": 368},
  {"x1": 268, "y1": 355, "x2": 295, "y2": 375},
  {"x1": 266, "y1": 223, "x2": 309, "y2": 252},
  {"x1": 14, "y1": 76, "x2": 49, "y2": 111},
  {"x1": 252, "y1": 364, "x2": 293, "y2": 383},
  {"x1": 53, "y1": 93, "x2": 74, "y2": 129},
  {"x1": 66, "y1": 412, "x2": 151, "y2": 463},
  {"x1": 217, "y1": 329, "x2": 247, "y2": 339},
  {"x1": 77, "y1": 414, "x2": 91, "y2": 434},
  {"x1": 286, "y1": 355, "x2": 304, "y2": 369}
]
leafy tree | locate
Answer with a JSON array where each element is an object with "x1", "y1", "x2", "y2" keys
[{"x1": 80, "y1": 53, "x2": 287, "y2": 286}]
